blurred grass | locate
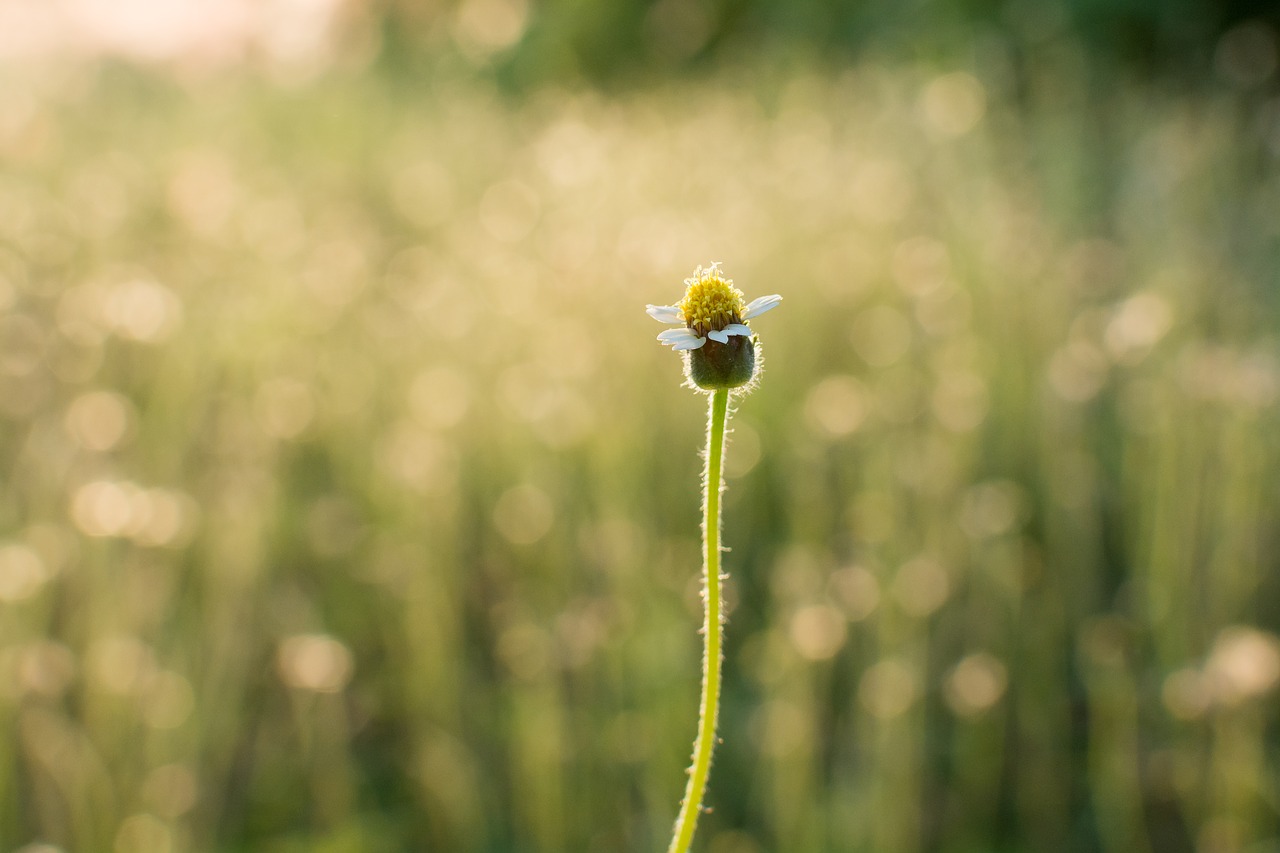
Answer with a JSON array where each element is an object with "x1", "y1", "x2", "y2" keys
[{"x1": 0, "y1": 39, "x2": 1279, "y2": 853}]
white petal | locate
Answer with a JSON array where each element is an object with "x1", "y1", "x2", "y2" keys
[
  {"x1": 741, "y1": 294, "x2": 782, "y2": 320},
  {"x1": 722, "y1": 324, "x2": 752, "y2": 337},
  {"x1": 707, "y1": 329, "x2": 729, "y2": 343},
  {"x1": 646, "y1": 304, "x2": 684, "y2": 324},
  {"x1": 657, "y1": 328, "x2": 706, "y2": 350}
]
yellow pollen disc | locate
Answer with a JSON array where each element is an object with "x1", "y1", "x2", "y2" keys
[{"x1": 678, "y1": 266, "x2": 746, "y2": 337}]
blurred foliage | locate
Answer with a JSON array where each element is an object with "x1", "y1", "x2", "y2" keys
[
  {"x1": 1, "y1": 5, "x2": 1280, "y2": 853},
  {"x1": 373, "y1": 0, "x2": 1280, "y2": 86}
]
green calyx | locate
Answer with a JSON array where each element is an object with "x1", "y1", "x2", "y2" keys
[{"x1": 688, "y1": 335, "x2": 756, "y2": 390}]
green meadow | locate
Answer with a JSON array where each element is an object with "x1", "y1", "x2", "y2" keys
[{"x1": 1, "y1": 20, "x2": 1279, "y2": 852}]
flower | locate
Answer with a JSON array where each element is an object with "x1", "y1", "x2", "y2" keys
[
  {"x1": 647, "y1": 263, "x2": 782, "y2": 390},
  {"x1": 646, "y1": 263, "x2": 782, "y2": 351}
]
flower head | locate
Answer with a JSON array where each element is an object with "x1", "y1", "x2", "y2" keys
[
  {"x1": 647, "y1": 263, "x2": 782, "y2": 390},
  {"x1": 646, "y1": 263, "x2": 781, "y2": 351}
]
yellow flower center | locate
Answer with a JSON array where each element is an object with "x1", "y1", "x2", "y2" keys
[{"x1": 678, "y1": 265, "x2": 746, "y2": 338}]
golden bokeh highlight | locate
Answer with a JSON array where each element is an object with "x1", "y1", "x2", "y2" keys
[{"x1": 277, "y1": 634, "x2": 355, "y2": 694}]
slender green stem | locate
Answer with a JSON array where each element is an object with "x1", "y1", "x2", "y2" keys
[{"x1": 667, "y1": 387, "x2": 730, "y2": 853}]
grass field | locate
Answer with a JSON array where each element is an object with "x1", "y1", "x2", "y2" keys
[{"x1": 1, "y1": 45, "x2": 1279, "y2": 852}]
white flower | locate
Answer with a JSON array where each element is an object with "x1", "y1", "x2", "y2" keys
[{"x1": 646, "y1": 264, "x2": 781, "y2": 351}]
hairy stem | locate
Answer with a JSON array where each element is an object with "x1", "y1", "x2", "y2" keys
[{"x1": 667, "y1": 387, "x2": 730, "y2": 853}]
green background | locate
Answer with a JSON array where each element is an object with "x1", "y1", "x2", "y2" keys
[{"x1": 1, "y1": 1, "x2": 1279, "y2": 850}]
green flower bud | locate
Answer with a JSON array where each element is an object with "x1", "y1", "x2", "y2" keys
[{"x1": 688, "y1": 335, "x2": 756, "y2": 390}]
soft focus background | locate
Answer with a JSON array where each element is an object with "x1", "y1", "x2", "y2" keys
[{"x1": 2, "y1": 1, "x2": 1280, "y2": 851}]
